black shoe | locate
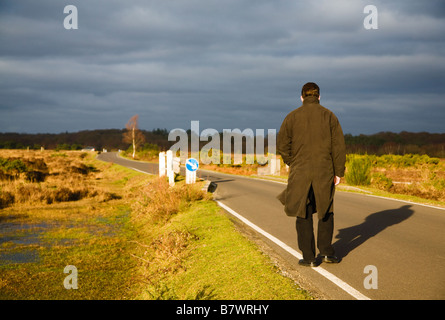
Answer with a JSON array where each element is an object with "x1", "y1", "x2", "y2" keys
[
  {"x1": 298, "y1": 259, "x2": 318, "y2": 267},
  {"x1": 322, "y1": 255, "x2": 341, "y2": 263}
]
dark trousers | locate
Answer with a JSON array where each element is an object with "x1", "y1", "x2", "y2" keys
[{"x1": 296, "y1": 186, "x2": 335, "y2": 262}]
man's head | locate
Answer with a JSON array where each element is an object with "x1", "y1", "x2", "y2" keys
[{"x1": 301, "y1": 82, "x2": 320, "y2": 101}]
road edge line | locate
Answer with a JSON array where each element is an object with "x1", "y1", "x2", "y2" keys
[{"x1": 216, "y1": 200, "x2": 371, "y2": 301}]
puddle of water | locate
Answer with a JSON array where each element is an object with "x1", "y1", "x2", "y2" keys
[
  {"x1": 0, "y1": 234, "x2": 41, "y2": 245},
  {"x1": 0, "y1": 222, "x2": 49, "y2": 266},
  {"x1": 0, "y1": 210, "x2": 129, "y2": 266},
  {"x1": 0, "y1": 250, "x2": 39, "y2": 266},
  {"x1": 0, "y1": 222, "x2": 48, "y2": 245}
]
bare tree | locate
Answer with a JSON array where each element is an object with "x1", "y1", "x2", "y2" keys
[{"x1": 123, "y1": 115, "x2": 146, "y2": 159}]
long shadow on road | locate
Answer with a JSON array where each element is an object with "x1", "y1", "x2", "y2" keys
[{"x1": 333, "y1": 205, "x2": 414, "y2": 259}]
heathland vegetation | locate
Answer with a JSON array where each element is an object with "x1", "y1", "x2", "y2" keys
[
  {"x1": 0, "y1": 150, "x2": 311, "y2": 299},
  {"x1": 344, "y1": 154, "x2": 445, "y2": 203}
]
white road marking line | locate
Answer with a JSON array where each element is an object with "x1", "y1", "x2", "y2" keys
[
  {"x1": 128, "y1": 167, "x2": 153, "y2": 175},
  {"x1": 99, "y1": 153, "x2": 153, "y2": 175},
  {"x1": 351, "y1": 192, "x2": 445, "y2": 211},
  {"x1": 216, "y1": 200, "x2": 371, "y2": 301}
]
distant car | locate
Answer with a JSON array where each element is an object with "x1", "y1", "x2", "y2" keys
[{"x1": 81, "y1": 146, "x2": 95, "y2": 152}]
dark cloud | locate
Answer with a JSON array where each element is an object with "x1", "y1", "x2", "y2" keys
[{"x1": 0, "y1": 0, "x2": 444, "y2": 135}]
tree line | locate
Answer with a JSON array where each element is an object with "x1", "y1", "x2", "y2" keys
[
  {"x1": 344, "y1": 131, "x2": 445, "y2": 157},
  {"x1": 0, "y1": 129, "x2": 444, "y2": 158},
  {"x1": 0, "y1": 128, "x2": 170, "y2": 152}
]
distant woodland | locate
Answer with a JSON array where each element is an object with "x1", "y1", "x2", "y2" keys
[
  {"x1": 344, "y1": 132, "x2": 445, "y2": 157},
  {"x1": 0, "y1": 129, "x2": 444, "y2": 157},
  {"x1": 0, "y1": 129, "x2": 171, "y2": 152}
]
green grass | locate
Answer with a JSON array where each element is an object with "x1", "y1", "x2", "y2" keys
[{"x1": 0, "y1": 203, "x2": 139, "y2": 299}]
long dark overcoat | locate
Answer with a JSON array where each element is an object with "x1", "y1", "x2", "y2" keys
[{"x1": 276, "y1": 96, "x2": 346, "y2": 219}]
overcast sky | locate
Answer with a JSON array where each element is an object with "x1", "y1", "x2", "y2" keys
[{"x1": 1, "y1": 0, "x2": 444, "y2": 135}]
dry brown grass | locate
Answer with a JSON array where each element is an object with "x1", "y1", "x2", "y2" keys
[
  {"x1": 0, "y1": 150, "x2": 121, "y2": 209},
  {"x1": 127, "y1": 176, "x2": 209, "y2": 225},
  {"x1": 365, "y1": 157, "x2": 445, "y2": 202}
]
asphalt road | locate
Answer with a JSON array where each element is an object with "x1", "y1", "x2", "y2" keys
[{"x1": 97, "y1": 152, "x2": 445, "y2": 300}]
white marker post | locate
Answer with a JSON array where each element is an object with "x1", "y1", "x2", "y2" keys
[
  {"x1": 166, "y1": 150, "x2": 175, "y2": 186},
  {"x1": 173, "y1": 156, "x2": 181, "y2": 175},
  {"x1": 270, "y1": 157, "x2": 280, "y2": 175},
  {"x1": 185, "y1": 158, "x2": 199, "y2": 184},
  {"x1": 159, "y1": 152, "x2": 166, "y2": 177}
]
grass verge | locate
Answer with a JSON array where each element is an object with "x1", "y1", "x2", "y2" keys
[{"x1": 133, "y1": 200, "x2": 311, "y2": 300}]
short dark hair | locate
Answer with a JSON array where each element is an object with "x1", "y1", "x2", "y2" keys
[{"x1": 301, "y1": 82, "x2": 320, "y2": 99}]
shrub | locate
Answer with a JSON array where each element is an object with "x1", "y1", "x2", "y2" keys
[
  {"x1": 0, "y1": 157, "x2": 28, "y2": 177},
  {"x1": 345, "y1": 155, "x2": 371, "y2": 186},
  {"x1": 0, "y1": 191, "x2": 15, "y2": 208},
  {"x1": 25, "y1": 170, "x2": 48, "y2": 183},
  {"x1": 369, "y1": 154, "x2": 441, "y2": 168},
  {"x1": 51, "y1": 187, "x2": 90, "y2": 203},
  {"x1": 371, "y1": 173, "x2": 393, "y2": 191}
]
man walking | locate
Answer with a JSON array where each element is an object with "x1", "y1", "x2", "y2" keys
[{"x1": 277, "y1": 82, "x2": 346, "y2": 267}]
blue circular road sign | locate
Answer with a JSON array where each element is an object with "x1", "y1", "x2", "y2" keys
[{"x1": 185, "y1": 158, "x2": 199, "y2": 172}]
